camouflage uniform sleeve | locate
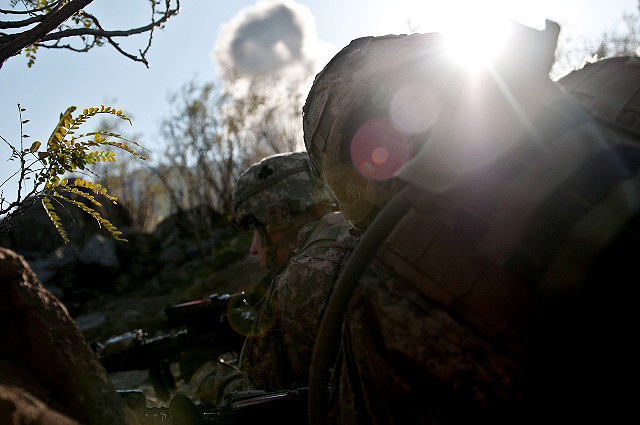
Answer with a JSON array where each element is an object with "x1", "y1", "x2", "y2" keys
[
  {"x1": 239, "y1": 213, "x2": 355, "y2": 391},
  {"x1": 277, "y1": 249, "x2": 347, "y2": 378},
  {"x1": 241, "y1": 246, "x2": 348, "y2": 390}
]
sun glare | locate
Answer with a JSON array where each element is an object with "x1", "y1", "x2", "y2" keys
[
  {"x1": 441, "y1": 17, "x2": 512, "y2": 69},
  {"x1": 403, "y1": 0, "x2": 548, "y2": 72},
  {"x1": 437, "y1": 2, "x2": 514, "y2": 70}
]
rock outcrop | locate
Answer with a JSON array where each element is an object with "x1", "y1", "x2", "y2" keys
[
  {"x1": 0, "y1": 384, "x2": 79, "y2": 425},
  {"x1": 0, "y1": 248, "x2": 134, "y2": 425}
]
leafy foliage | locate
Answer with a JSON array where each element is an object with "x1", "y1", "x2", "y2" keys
[
  {"x1": 94, "y1": 147, "x2": 163, "y2": 232},
  {"x1": 0, "y1": 103, "x2": 146, "y2": 242}
]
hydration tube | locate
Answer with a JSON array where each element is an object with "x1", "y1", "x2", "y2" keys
[{"x1": 307, "y1": 185, "x2": 416, "y2": 425}]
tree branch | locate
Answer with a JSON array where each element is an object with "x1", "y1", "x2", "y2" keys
[
  {"x1": 38, "y1": 5, "x2": 177, "y2": 42},
  {"x1": 37, "y1": 39, "x2": 94, "y2": 52},
  {"x1": 0, "y1": 14, "x2": 45, "y2": 29},
  {"x1": 0, "y1": 0, "x2": 180, "y2": 68},
  {"x1": 0, "y1": 0, "x2": 93, "y2": 66},
  {"x1": 0, "y1": 1, "x2": 61, "y2": 15}
]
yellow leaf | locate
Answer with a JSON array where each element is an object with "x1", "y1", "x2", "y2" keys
[{"x1": 29, "y1": 141, "x2": 41, "y2": 152}]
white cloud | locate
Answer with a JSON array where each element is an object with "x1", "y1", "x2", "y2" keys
[
  {"x1": 212, "y1": 0, "x2": 333, "y2": 79},
  {"x1": 212, "y1": 0, "x2": 336, "y2": 152}
]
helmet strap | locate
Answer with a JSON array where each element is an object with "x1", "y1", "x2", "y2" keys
[{"x1": 251, "y1": 225, "x2": 278, "y2": 273}]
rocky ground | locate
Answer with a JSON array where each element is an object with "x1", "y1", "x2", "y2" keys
[{"x1": 0, "y1": 202, "x2": 265, "y2": 409}]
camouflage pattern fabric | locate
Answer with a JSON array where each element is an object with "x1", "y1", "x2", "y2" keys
[
  {"x1": 303, "y1": 33, "x2": 639, "y2": 423},
  {"x1": 302, "y1": 33, "x2": 450, "y2": 227},
  {"x1": 191, "y1": 211, "x2": 356, "y2": 404},
  {"x1": 556, "y1": 56, "x2": 640, "y2": 139},
  {"x1": 232, "y1": 152, "x2": 336, "y2": 233},
  {"x1": 326, "y1": 212, "x2": 530, "y2": 424},
  {"x1": 188, "y1": 352, "x2": 254, "y2": 406},
  {"x1": 241, "y1": 211, "x2": 355, "y2": 390},
  {"x1": 325, "y1": 81, "x2": 640, "y2": 425}
]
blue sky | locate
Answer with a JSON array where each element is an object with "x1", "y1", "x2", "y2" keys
[{"x1": 1, "y1": 0, "x2": 638, "y2": 205}]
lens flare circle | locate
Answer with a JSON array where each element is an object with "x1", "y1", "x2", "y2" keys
[
  {"x1": 350, "y1": 117, "x2": 412, "y2": 181},
  {"x1": 227, "y1": 289, "x2": 276, "y2": 337},
  {"x1": 371, "y1": 146, "x2": 389, "y2": 164},
  {"x1": 389, "y1": 84, "x2": 441, "y2": 135}
]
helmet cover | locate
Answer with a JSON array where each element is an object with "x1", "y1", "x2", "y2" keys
[{"x1": 232, "y1": 151, "x2": 336, "y2": 233}]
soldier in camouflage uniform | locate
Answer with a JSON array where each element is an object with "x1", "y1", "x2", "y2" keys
[
  {"x1": 189, "y1": 152, "x2": 356, "y2": 405},
  {"x1": 303, "y1": 25, "x2": 640, "y2": 424}
]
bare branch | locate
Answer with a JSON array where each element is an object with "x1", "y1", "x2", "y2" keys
[
  {"x1": 0, "y1": 14, "x2": 44, "y2": 29},
  {"x1": 37, "y1": 39, "x2": 94, "y2": 52},
  {"x1": 70, "y1": 9, "x2": 155, "y2": 66},
  {"x1": 0, "y1": 1, "x2": 61, "y2": 15},
  {"x1": 39, "y1": 5, "x2": 178, "y2": 42}
]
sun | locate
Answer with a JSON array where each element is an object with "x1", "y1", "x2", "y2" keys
[
  {"x1": 440, "y1": 11, "x2": 512, "y2": 68},
  {"x1": 403, "y1": 0, "x2": 549, "y2": 71}
]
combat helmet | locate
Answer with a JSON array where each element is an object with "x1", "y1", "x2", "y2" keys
[
  {"x1": 303, "y1": 23, "x2": 561, "y2": 227},
  {"x1": 302, "y1": 33, "x2": 450, "y2": 226},
  {"x1": 232, "y1": 151, "x2": 336, "y2": 233}
]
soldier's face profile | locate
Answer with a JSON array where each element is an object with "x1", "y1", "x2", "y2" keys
[{"x1": 250, "y1": 228, "x2": 269, "y2": 268}]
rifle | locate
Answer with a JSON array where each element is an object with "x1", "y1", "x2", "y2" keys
[
  {"x1": 95, "y1": 292, "x2": 255, "y2": 400},
  {"x1": 118, "y1": 386, "x2": 308, "y2": 425}
]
